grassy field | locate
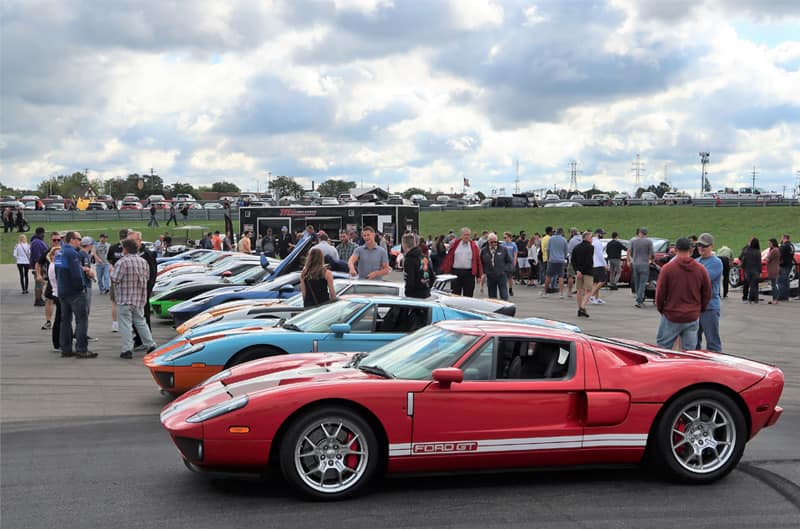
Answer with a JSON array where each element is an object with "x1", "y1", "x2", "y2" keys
[
  {"x1": 0, "y1": 220, "x2": 226, "y2": 264},
  {"x1": 2, "y1": 206, "x2": 797, "y2": 264},
  {"x1": 420, "y1": 206, "x2": 800, "y2": 251}
]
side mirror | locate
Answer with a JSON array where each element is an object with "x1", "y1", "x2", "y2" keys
[
  {"x1": 330, "y1": 323, "x2": 351, "y2": 336},
  {"x1": 432, "y1": 368, "x2": 463, "y2": 388}
]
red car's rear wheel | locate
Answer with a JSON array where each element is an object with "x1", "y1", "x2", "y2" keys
[
  {"x1": 279, "y1": 406, "x2": 379, "y2": 500},
  {"x1": 653, "y1": 389, "x2": 746, "y2": 483}
]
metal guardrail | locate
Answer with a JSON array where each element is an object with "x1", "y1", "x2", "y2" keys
[{"x1": 19, "y1": 209, "x2": 234, "y2": 223}]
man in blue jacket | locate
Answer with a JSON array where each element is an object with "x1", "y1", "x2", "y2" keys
[
  {"x1": 695, "y1": 232, "x2": 723, "y2": 352},
  {"x1": 56, "y1": 231, "x2": 96, "y2": 358}
]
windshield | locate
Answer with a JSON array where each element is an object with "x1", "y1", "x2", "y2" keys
[
  {"x1": 360, "y1": 326, "x2": 478, "y2": 380},
  {"x1": 285, "y1": 300, "x2": 367, "y2": 332},
  {"x1": 251, "y1": 272, "x2": 299, "y2": 291},
  {"x1": 229, "y1": 265, "x2": 265, "y2": 283},
  {"x1": 197, "y1": 252, "x2": 225, "y2": 264}
]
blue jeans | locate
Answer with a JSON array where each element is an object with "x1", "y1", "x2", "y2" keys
[
  {"x1": 486, "y1": 274, "x2": 509, "y2": 301},
  {"x1": 95, "y1": 263, "x2": 110, "y2": 293},
  {"x1": 778, "y1": 265, "x2": 791, "y2": 300},
  {"x1": 657, "y1": 317, "x2": 698, "y2": 350},
  {"x1": 59, "y1": 291, "x2": 88, "y2": 353},
  {"x1": 697, "y1": 309, "x2": 722, "y2": 352},
  {"x1": 632, "y1": 264, "x2": 650, "y2": 305}
]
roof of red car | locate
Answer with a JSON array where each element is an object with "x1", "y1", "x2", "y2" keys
[{"x1": 435, "y1": 319, "x2": 581, "y2": 339}]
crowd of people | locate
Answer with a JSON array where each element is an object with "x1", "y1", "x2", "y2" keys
[
  {"x1": 13, "y1": 219, "x2": 797, "y2": 359},
  {"x1": 21, "y1": 226, "x2": 157, "y2": 359}
]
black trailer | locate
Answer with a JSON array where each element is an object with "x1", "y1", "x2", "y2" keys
[{"x1": 239, "y1": 204, "x2": 420, "y2": 242}]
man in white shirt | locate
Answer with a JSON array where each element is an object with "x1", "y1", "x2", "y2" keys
[
  {"x1": 589, "y1": 228, "x2": 608, "y2": 304},
  {"x1": 315, "y1": 232, "x2": 339, "y2": 262}
]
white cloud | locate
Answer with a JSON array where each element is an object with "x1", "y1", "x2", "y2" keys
[{"x1": 1, "y1": 0, "x2": 798, "y2": 196}]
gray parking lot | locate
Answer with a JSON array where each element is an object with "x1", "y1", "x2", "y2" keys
[{"x1": 2, "y1": 264, "x2": 798, "y2": 527}]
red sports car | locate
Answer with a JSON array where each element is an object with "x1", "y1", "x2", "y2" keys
[
  {"x1": 729, "y1": 243, "x2": 800, "y2": 288},
  {"x1": 161, "y1": 320, "x2": 783, "y2": 500}
]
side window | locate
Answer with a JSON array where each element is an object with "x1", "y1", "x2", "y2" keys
[
  {"x1": 374, "y1": 305, "x2": 430, "y2": 333},
  {"x1": 497, "y1": 340, "x2": 573, "y2": 380},
  {"x1": 460, "y1": 340, "x2": 495, "y2": 381},
  {"x1": 349, "y1": 305, "x2": 376, "y2": 332},
  {"x1": 349, "y1": 285, "x2": 401, "y2": 296}
]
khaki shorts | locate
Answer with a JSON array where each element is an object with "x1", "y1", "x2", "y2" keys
[
  {"x1": 567, "y1": 263, "x2": 576, "y2": 278},
  {"x1": 576, "y1": 274, "x2": 594, "y2": 291}
]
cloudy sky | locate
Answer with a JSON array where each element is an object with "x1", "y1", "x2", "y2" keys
[{"x1": 2, "y1": 0, "x2": 799, "y2": 196}]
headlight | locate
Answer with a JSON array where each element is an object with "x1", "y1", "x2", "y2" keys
[
  {"x1": 203, "y1": 368, "x2": 231, "y2": 385},
  {"x1": 186, "y1": 395, "x2": 248, "y2": 423},
  {"x1": 163, "y1": 343, "x2": 206, "y2": 362}
]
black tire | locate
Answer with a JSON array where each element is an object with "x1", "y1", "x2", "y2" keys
[
  {"x1": 279, "y1": 406, "x2": 380, "y2": 500},
  {"x1": 728, "y1": 265, "x2": 742, "y2": 288},
  {"x1": 652, "y1": 389, "x2": 746, "y2": 483},
  {"x1": 226, "y1": 345, "x2": 283, "y2": 368}
]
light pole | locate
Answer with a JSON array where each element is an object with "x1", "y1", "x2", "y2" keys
[{"x1": 699, "y1": 152, "x2": 710, "y2": 195}]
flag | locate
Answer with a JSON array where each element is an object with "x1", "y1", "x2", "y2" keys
[{"x1": 463, "y1": 177, "x2": 470, "y2": 188}]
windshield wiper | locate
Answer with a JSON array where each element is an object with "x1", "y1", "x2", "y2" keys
[
  {"x1": 347, "y1": 351, "x2": 369, "y2": 367},
  {"x1": 358, "y1": 364, "x2": 394, "y2": 379},
  {"x1": 282, "y1": 323, "x2": 303, "y2": 332}
]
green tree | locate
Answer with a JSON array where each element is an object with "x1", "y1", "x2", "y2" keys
[
  {"x1": 270, "y1": 176, "x2": 303, "y2": 198},
  {"x1": 210, "y1": 181, "x2": 241, "y2": 193},
  {"x1": 402, "y1": 187, "x2": 428, "y2": 199},
  {"x1": 167, "y1": 182, "x2": 197, "y2": 198},
  {"x1": 316, "y1": 179, "x2": 355, "y2": 197}
]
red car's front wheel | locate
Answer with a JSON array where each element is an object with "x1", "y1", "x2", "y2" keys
[
  {"x1": 653, "y1": 389, "x2": 746, "y2": 483},
  {"x1": 279, "y1": 406, "x2": 380, "y2": 500}
]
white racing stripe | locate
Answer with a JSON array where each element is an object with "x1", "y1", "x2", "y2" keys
[{"x1": 389, "y1": 434, "x2": 647, "y2": 457}]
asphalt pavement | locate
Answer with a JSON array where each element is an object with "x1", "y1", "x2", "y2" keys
[{"x1": 1, "y1": 264, "x2": 798, "y2": 528}]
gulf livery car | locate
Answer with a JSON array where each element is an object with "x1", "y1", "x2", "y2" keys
[
  {"x1": 145, "y1": 297, "x2": 494, "y2": 395},
  {"x1": 161, "y1": 320, "x2": 784, "y2": 500},
  {"x1": 175, "y1": 277, "x2": 517, "y2": 335}
]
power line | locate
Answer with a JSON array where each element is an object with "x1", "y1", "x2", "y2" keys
[
  {"x1": 750, "y1": 166, "x2": 759, "y2": 191},
  {"x1": 699, "y1": 152, "x2": 710, "y2": 194},
  {"x1": 569, "y1": 160, "x2": 580, "y2": 191},
  {"x1": 631, "y1": 154, "x2": 645, "y2": 191}
]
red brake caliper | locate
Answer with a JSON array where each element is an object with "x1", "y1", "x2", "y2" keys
[{"x1": 345, "y1": 432, "x2": 359, "y2": 469}]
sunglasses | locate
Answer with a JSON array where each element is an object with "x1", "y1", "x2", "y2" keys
[
  {"x1": 696, "y1": 243, "x2": 710, "y2": 248},
  {"x1": 51, "y1": 238, "x2": 61, "y2": 242},
  {"x1": 489, "y1": 241, "x2": 498, "y2": 244}
]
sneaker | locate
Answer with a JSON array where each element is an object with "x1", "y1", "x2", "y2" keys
[
  {"x1": 61, "y1": 351, "x2": 75, "y2": 357},
  {"x1": 111, "y1": 321, "x2": 119, "y2": 332},
  {"x1": 589, "y1": 296, "x2": 597, "y2": 303},
  {"x1": 87, "y1": 336, "x2": 99, "y2": 342},
  {"x1": 34, "y1": 299, "x2": 46, "y2": 307},
  {"x1": 634, "y1": 303, "x2": 643, "y2": 308},
  {"x1": 75, "y1": 351, "x2": 98, "y2": 358},
  {"x1": 577, "y1": 309, "x2": 590, "y2": 318},
  {"x1": 559, "y1": 294, "x2": 564, "y2": 299},
  {"x1": 146, "y1": 345, "x2": 157, "y2": 354},
  {"x1": 596, "y1": 299, "x2": 606, "y2": 304},
  {"x1": 41, "y1": 320, "x2": 51, "y2": 330},
  {"x1": 134, "y1": 343, "x2": 147, "y2": 351},
  {"x1": 120, "y1": 351, "x2": 133, "y2": 359}
]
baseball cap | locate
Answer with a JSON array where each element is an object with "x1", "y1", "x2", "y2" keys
[
  {"x1": 594, "y1": 228, "x2": 605, "y2": 235},
  {"x1": 80, "y1": 236, "x2": 94, "y2": 247},
  {"x1": 119, "y1": 228, "x2": 129, "y2": 239},
  {"x1": 99, "y1": 233, "x2": 107, "y2": 238},
  {"x1": 281, "y1": 226, "x2": 288, "y2": 232},
  {"x1": 675, "y1": 237, "x2": 692, "y2": 251},
  {"x1": 639, "y1": 227, "x2": 648, "y2": 235},
  {"x1": 697, "y1": 233, "x2": 714, "y2": 247}
]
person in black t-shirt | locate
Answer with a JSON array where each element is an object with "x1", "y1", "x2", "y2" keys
[
  {"x1": 606, "y1": 231, "x2": 626, "y2": 290},
  {"x1": 515, "y1": 231, "x2": 530, "y2": 285}
]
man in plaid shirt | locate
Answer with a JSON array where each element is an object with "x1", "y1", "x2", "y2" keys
[
  {"x1": 111, "y1": 239, "x2": 156, "y2": 359},
  {"x1": 337, "y1": 230, "x2": 357, "y2": 261}
]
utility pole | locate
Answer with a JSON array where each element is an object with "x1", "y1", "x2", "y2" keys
[
  {"x1": 631, "y1": 154, "x2": 645, "y2": 192},
  {"x1": 751, "y1": 166, "x2": 759, "y2": 191},
  {"x1": 515, "y1": 159, "x2": 520, "y2": 194},
  {"x1": 663, "y1": 163, "x2": 670, "y2": 188},
  {"x1": 569, "y1": 161, "x2": 580, "y2": 191},
  {"x1": 699, "y1": 152, "x2": 710, "y2": 194}
]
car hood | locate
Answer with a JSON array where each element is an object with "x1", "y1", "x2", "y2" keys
[{"x1": 182, "y1": 318, "x2": 283, "y2": 341}]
